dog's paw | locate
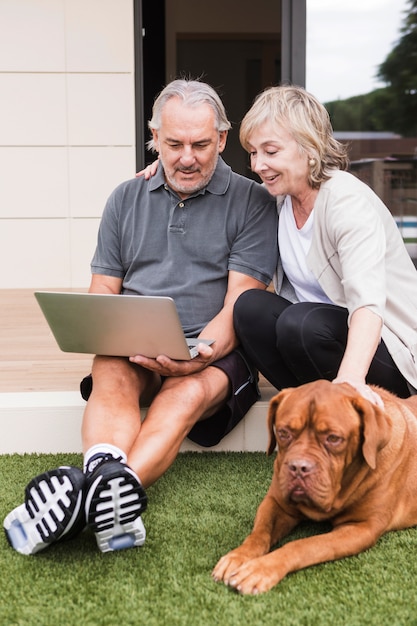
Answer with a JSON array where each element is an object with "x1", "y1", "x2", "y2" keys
[
  {"x1": 212, "y1": 549, "x2": 249, "y2": 584},
  {"x1": 223, "y1": 557, "x2": 281, "y2": 595},
  {"x1": 213, "y1": 551, "x2": 285, "y2": 595}
]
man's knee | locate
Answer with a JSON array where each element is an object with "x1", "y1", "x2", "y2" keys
[
  {"x1": 90, "y1": 356, "x2": 153, "y2": 398},
  {"x1": 163, "y1": 367, "x2": 229, "y2": 416}
]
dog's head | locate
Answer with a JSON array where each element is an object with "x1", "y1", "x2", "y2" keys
[{"x1": 266, "y1": 380, "x2": 392, "y2": 516}]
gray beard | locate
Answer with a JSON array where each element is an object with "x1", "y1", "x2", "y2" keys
[{"x1": 159, "y1": 156, "x2": 218, "y2": 196}]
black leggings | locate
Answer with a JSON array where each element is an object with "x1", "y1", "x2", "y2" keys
[{"x1": 234, "y1": 289, "x2": 410, "y2": 397}]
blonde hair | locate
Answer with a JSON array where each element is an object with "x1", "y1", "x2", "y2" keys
[{"x1": 240, "y1": 85, "x2": 349, "y2": 188}]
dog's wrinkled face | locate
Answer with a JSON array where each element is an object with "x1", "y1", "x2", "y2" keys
[{"x1": 267, "y1": 380, "x2": 391, "y2": 517}]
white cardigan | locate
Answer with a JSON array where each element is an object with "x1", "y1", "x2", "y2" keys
[{"x1": 274, "y1": 170, "x2": 417, "y2": 392}]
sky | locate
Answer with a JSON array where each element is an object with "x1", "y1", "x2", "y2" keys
[{"x1": 306, "y1": 0, "x2": 409, "y2": 102}]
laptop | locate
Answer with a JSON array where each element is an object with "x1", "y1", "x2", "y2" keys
[{"x1": 34, "y1": 291, "x2": 214, "y2": 360}]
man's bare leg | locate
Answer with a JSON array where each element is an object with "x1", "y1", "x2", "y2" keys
[
  {"x1": 81, "y1": 355, "x2": 161, "y2": 456},
  {"x1": 80, "y1": 356, "x2": 160, "y2": 552},
  {"x1": 127, "y1": 365, "x2": 230, "y2": 487},
  {"x1": 81, "y1": 357, "x2": 229, "y2": 552}
]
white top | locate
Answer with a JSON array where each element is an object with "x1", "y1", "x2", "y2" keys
[
  {"x1": 278, "y1": 195, "x2": 333, "y2": 303},
  {"x1": 274, "y1": 170, "x2": 417, "y2": 392}
]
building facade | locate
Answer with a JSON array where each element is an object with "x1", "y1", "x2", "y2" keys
[{"x1": 0, "y1": 0, "x2": 305, "y2": 289}]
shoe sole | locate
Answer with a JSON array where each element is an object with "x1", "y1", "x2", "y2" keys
[
  {"x1": 85, "y1": 462, "x2": 147, "y2": 553},
  {"x1": 3, "y1": 466, "x2": 85, "y2": 555}
]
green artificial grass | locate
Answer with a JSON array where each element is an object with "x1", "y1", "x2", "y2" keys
[{"x1": 1, "y1": 452, "x2": 417, "y2": 626}]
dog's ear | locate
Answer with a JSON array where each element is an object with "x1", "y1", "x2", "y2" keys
[
  {"x1": 351, "y1": 395, "x2": 392, "y2": 470},
  {"x1": 267, "y1": 395, "x2": 279, "y2": 455},
  {"x1": 267, "y1": 389, "x2": 292, "y2": 456}
]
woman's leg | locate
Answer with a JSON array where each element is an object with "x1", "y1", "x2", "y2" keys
[
  {"x1": 233, "y1": 289, "x2": 298, "y2": 389},
  {"x1": 276, "y1": 302, "x2": 410, "y2": 397}
]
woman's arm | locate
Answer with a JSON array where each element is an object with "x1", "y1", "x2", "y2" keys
[
  {"x1": 332, "y1": 306, "x2": 384, "y2": 406},
  {"x1": 136, "y1": 159, "x2": 159, "y2": 179}
]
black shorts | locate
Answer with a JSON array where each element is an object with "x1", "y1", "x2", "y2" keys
[
  {"x1": 187, "y1": 348, "x2": 259, "y2": 447},
  {"x1": 80, "y1": 349, "x2": 259, "y2": 448}
]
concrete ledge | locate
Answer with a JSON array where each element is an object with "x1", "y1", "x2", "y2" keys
[{"x1": 0, "y1": 387, "x2": 277, "y2": 454}]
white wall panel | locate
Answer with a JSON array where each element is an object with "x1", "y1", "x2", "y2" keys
[
  {"x1": 0, "y1": 74, "x2": 67, "y2": 146},
  {"x1": 70, "y1": 218, "x2": 101, "y2": 287},
  {"x1": 65, "y1": 0, "x2": 134, "y2": 72},
  {"x1": 0, "y1": 0, "x2": 136, "y2": 289},
  {"x1": 0, "y1": 220, "x2": 71, "y2": 288},
  {"x1": 0, "y1": 148, "x2": 68, "y2": 219},
  {"x1": 0, "y1": 0, "x2": 65, "y2": 72},
  {"x1": 67, "y1": 74, "x2": 135, "y2": 146},
  {"x1": 68, "y1": 147, "x2": 136, "y2": 218}
]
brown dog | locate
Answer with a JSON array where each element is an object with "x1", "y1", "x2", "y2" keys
[{"x1": 212, "y1": 380, "x2": 417, "y2": 594}]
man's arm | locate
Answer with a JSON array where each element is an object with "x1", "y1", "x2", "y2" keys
[
  {"x1": 129, "y1": 270, "x2": 267, "y2": 376},
  {"x1": 198, "y1": 270, "x2": 266, "y2": 360},
  {"x1": 89, "y1": 274, "x2": 123, "y2": 295}
]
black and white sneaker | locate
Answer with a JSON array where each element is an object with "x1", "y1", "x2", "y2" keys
[
  {"x1": 85, "y1": 459, "x2": 147, "y2": 553},
  {"x1": 3, "y1": 466, "x2": 86, "y2": 555}
]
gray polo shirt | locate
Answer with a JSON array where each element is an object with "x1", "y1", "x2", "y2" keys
[{"x1": 91, "y1": 157, "x2": 278, "y2": 336}]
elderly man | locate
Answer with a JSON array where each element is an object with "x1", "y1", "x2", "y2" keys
[{"x1": 4, "y1": 79, "x2": 277, "y2": 555}]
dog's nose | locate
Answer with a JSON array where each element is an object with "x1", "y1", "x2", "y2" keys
[{"x1": 288, "y1": 459, "x2": 315, "y2": 477}]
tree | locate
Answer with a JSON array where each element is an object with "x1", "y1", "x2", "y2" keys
[
  {"x1": 326, "y1": 90, "x2": 396, "y2": 133},
  {"x1": 376, "y1": 0, "x2": 417, "y2": 135},
  {"x1": 325, "y1": 0, "x2": 417, "y2": 136}
]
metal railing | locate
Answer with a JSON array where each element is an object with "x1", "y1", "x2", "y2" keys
[{"x1": 350, "y1": 158, "x2": 417, "y2": 260}]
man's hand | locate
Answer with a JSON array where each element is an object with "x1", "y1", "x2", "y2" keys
[{"x1": 129, "y1": 342, "x2": 214, "y2": 377}]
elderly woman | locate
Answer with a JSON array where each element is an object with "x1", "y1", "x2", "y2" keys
[{"x1": 235, "y1": 84, "x2": 417, "y2": 405}]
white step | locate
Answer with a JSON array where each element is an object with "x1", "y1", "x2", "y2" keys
[{"x1": 0, "y1": 387, "x2": 277, "y2": 454}]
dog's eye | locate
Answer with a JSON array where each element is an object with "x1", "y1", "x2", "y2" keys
[
  {"x1": 277, "y1": 428, "x2": 292, "y2": 442},
  {"x1": 326, "y1": 434, "x2": 343, "y2": 445}
]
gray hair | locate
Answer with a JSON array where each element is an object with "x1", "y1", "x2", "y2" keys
[{"x1": 147, "y1": 79, "x2": 231, "y2": 152}]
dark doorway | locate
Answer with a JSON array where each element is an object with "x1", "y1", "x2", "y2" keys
[
  {"x1": 177, "y1": 35, "x2": 280, "y2": 177},
  {"x1": 134, "y1": 0, "x2": 166, "y2": 169},
  {"x1": 134, "y1": 2, "x2": 283, "y2": 176}
]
